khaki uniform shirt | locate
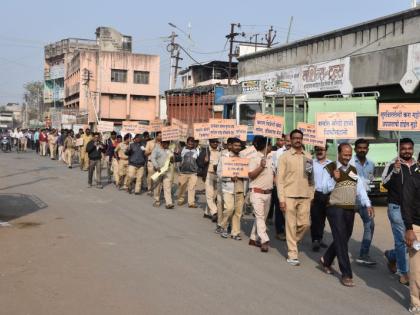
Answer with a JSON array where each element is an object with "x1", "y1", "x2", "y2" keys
[
  {"x1": 48, "y1": 134, "x2": 57, "y2": 145},
  {"x1": 277, "y1": 147, "x2": 314, "y2": 202},
  {"x1": 249, "y1": 151, "x2": 274, "y2": 190},
  {"x1": 116, "y1": 142, "x2": 129, "y2": 160},
  {"x1": 82, "y1": 134, "x2": 92, "y2": 150},
  {"x1": 145, "y1": 139, "x2": 157, "y2": 161},
  {"x1": 208, "y1": 148, "x2": 221, "y2": 174},
  {"x1": 64, "y1": 136, "x2": 75, "y2": 149}
]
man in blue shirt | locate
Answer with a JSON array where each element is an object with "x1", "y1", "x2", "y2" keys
[
  {"x1": 310, "y1": 145, "x2": 331, "y2": 251},
  {"x1": 350, "y1": 138, "x2": 376, "y2": 266}
]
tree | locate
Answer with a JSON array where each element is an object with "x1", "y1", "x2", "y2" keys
[{"x1": 23, "y1": 80, "x2": 44, "y2": 121}]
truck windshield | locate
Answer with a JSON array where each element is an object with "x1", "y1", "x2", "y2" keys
[{"x1": 239, "y1": 103, "x2": 261, "y2": 127}]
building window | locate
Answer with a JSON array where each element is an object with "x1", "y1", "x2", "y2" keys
[
  {"x1": 111, "y1": 69, "x2": 127, "y2": 82},
  {"x1": 134, "y1": 71, "x2": 150, "y2": 84},
  {"x1": 132, "y1": 95, "x2": 149, "y2": 101},
  {"x1": 110, "y1": 94, "x2": 126, "y2": 100}
]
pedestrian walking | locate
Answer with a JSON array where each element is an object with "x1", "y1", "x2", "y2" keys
[
  {"x1": 383, "y1": 138, "x2": 416, "y2": 285},
  {"x1": 63, "y1": 130, "x2": 76, "y2": 168},
  {"x1": 310, "y1": 145, "x2": 331, "y2": 252},
  {"x1": 86, "y1": 132, "x2": 105, "y2": 189},
  {"x1": 277, "y1": 129, "x2": 314, "y2": 266},
  {"x1": 126, "y1": 134, "x2": 147, "y2": 195},
  {"x1": 115, "y1": 134, "x2": 130, "y2": 190},
  {"x1": 145, "y1": 131, "x2": 162, "y2": 195},
  {"x1": 320, "y1": 143, "x2": 373, "y2": 287},
  {"x1": 248, "y1": 135, "x2": 275, "y2": 252}
]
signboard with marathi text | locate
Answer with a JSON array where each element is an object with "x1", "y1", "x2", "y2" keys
[
  {"x1": 252, "y1": 113, "x2": 284, "y2": 138},
  {"x1": 171, "y1": 118, "x2": 189, "y2": 138},
  {"x1": 297, "y1": 122, "x2": 326, "y2": 147},
  {"x1": 378, "y1": 103, "x2": 420, "y2": 131},
  {"x1": 193, "y1": 123, "x2": 210, "y2": 140},
  {"x1": 121, "y1": 121, "x2": 141, "y2": 134},
  {"x1": 315, "y1": 112, "x2": 357, "y2": 139},
  {"x1": 162, "y1": 126, "x2": 180, "y2": 141},
  {"x1": 97, "y1": 121, "x2": 114, "y2": 133},
  {"x1": 235, "y1": 125, "x2": 248, "y2": 142},
  {"x1": 149, "y1": 119, "x2": 163, "y2": 132},
  {"x1": 221, "y1": 156, "x2": 249, "y2": 178},
  {"x1": 209, "y1": 119, "x2": 236, "y2": 139}
]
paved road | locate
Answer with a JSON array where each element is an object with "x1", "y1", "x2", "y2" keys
[{"x1": 0, "y1": 151, "x2": 410, "y2": 315}]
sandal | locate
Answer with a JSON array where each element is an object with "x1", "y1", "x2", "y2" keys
[
  {"x1": 319, "y1": 257, "x2": 333, "y2": 275},
  {"x1": 341, "y1": 277, "x2": 355, "y2": 287}
]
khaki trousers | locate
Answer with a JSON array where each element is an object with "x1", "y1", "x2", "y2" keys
[
  {"x1": 285, "y1": 197, "x2": 311, "y2": 259},
  {"x1": 58, "y1": 145, "x2": 64, "y2": 161},
  {"x1": 49, "y1": 143, "x2": 57, "y2": 159},
  {"x1": 79, "y1": 149, "x2": 89, "y2": 170},
  {"x1": 409, "y1": 224, "x2": 420, "y2": 308},
  {"x1": 127, "y1": 165, "x2": 145, "y2": 193},
  {"x1": 177, "y1": 173, "x2": 198, "y2": 205},
  {"x1": 250, "y1": 191, "x2": 271, "y2": 243},
  {"x1": 220, "y1": 192, "x2": 244, "y2": 236},
  {"x1": 40, "y1": 141, "x2": 47, "y2": 156},
  {"x1": 147, "y1": 162, "x2": 155, "y2": 191},
  {"x1": 112, "y1": 158, "x2": 119, "y2": 184},
  {"x1": 118, "y1": 159, "x2": 129, "y2": 189},
  {"x1": 205, "y1": 172, "x2": 222, "y2": 216},
  {"x1": 65, "y1": 149, "x2": 74, "y2": 167},
  {"x1": 154, "y1": 174, "x2": 173, "y2": 206}
]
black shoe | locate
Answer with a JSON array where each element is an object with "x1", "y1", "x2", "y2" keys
[
  {"x1": 203, "y1": 213, "x2": 212, "y2": 219},
  {"x1": 214, "y1": 226, "x2": 223, "y2": 235},
  {"x1": 312, "y1": 240, "x2": 321, "y2": 252},
  {"x1": 211, "y1": 214, "x2": 218, "y2": 223},
  {"x1": 165, "y1": 204, "x2": 174, "y2": 209}
]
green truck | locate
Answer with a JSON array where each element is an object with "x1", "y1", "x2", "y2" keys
[{"x1": 261, "y1": 92, "x2": 398, "y2": 197}]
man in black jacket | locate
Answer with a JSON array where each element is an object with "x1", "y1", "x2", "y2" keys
[
  {"x1": 86, "y1": 132, "x2": 105, "y2": 188},
  {"x1": 125, "y1": 133, "x2": 146, "y2": 194},
  {"x1": 402, "y1": 153, "x2": 420, "y2": 314},
  {"x1": 382, "y1": 138, "x2": 416, "y2": 285}
]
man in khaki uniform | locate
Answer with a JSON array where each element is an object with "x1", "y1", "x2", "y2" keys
[
  {"x1": 248, "y1": 136, "x2": 275, "y2": 253},
  {"x1": 115, "y1": 134, "x2": 130, "y2": 190},
  {"x1": 63, "y1": 130, "x2": 76, "y2": 168},
  {"x1": 277, "y1": 129, "x2": 314, "y2": 266},
  {"x1": 48, "y1": 129, "x2": 58, "y2": 160},
  {"x1": 145, "y1": 131, "x2": 162, "y2": 195},
  {"x1": 80, "y1": 128, "x2": 92, "y2": 171},
  {"x1": 197, "y1": 139, "x2": 222, "y2": 222},
  {"x1": 217, "y1": 138, "x2": 245, "y2": 240}
]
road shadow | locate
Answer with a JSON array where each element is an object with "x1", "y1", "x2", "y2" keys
[
  {"x1": 0, "y1": 177, "x2": 57, "y2": 191},
  {"x1": 0, "y1": 166, "x2": 54, "y2": 179},
  {"x1": 0, "y1": 193, "x2": 48, "y2": 221}
]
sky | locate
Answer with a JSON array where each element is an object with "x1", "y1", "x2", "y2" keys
[{"x1": 0, "y1": 0, "x2": 412, "y2": 104}]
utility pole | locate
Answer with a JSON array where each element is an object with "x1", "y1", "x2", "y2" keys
[
  {"x1": 167, "y1": 32, "x2": 179, "y2": 90},
  {"x1": 265, "y1": 26, "x2": 277, "y2": 48},
  {"x1": 173, "y1": 49, "x2": 182, "y2": 88},
  {"x1": 226, "y1": 23, "x2": 241, "y2": 86},
  {"x1": 286, "y1": 16, "x2": 294, "y2": 44}
]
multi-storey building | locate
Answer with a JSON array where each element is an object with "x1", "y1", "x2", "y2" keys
[{"x1": 44, "y1": 27, "x2": 160, "y2": 126}]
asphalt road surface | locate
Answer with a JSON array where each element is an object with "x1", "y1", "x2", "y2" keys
[{"x1": 0, "y1": 151, "x2": 411, "y2": 315}]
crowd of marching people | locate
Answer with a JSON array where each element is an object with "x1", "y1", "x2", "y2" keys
[{"x1": 14, "y1": 126, "x2": 420, "y2": 313}]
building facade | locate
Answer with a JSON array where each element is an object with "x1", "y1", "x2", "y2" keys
[{"x1": 44, "y1": 27, "x2": 160, "y2": 126}]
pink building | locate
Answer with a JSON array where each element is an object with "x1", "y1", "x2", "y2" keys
[
  {"x1": 65, "y1": 50, "x2": 160, "y2": 124},
  {"x1": 44, "y1": 27, "x2": 160, "y2": 126}
]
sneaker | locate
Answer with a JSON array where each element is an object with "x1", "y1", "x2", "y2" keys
[
  {"x1": 312, "y1": 240, "x2": 321, "y2": 252},
  {"x1": 221, "y1": 230, "x2": 229, "y2": 238},
  {"x1": 286, "y1": 258, "x2": 300, "y2": 266},
  {"x1": 356, "y1": 256, "x2": 377, "y2": 266},
  {"x1": 214, "y1": 226, "x2": 223, "y2": 235}
]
